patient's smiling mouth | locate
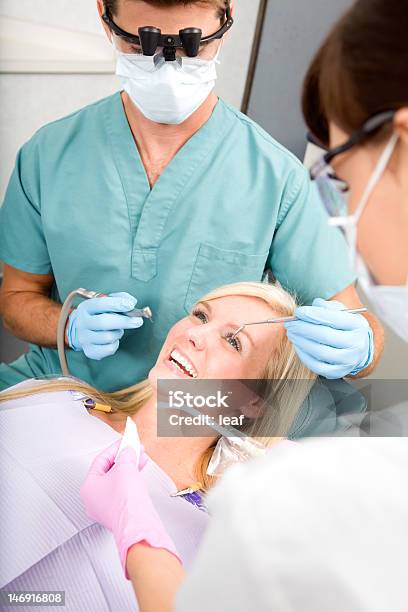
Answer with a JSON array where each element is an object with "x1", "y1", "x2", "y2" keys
[{"x1": 166, "y1": 348, "x2": 198, "y2": 378}]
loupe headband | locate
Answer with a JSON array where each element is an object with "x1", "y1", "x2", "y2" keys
[{"x1": 102, "y1": 2, "x2": 233, "y2": 60}]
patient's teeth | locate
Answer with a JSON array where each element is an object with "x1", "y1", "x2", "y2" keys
[{"x1": 170, "y1": 349, "x2": 198, "y2": 378}]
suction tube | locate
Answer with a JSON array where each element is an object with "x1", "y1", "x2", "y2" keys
[{"x1": 57, "y1": 288, "x2": 101, "y2": 377}]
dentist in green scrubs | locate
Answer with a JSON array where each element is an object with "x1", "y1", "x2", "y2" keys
[{"x1": 0, "y1": 0, "x2": 383, "y2": 392}]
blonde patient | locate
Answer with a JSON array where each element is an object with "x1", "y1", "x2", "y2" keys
[
  {"x1": 1, "y1": 281, "x2": 315, "y2": 490},
  {"x1": 0, "y1": 281, "x2": 315, "y2": 609}
]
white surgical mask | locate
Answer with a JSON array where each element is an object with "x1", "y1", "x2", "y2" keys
[
  {"x1": 357, "y1": 259, "x2": 408, "y2": 342},
  {"x1": 115, "y1": 49, "x2": 220, "y2": 125},
  {"x1": 328, "y1": 133, "x2": 408, "y2": 343}
]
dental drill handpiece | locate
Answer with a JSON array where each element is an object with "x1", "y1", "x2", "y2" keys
[
  {"x1": 57, "y1": 289, "x2": 154, "y2": 377},
  {"x1": 93, "y1": 292, "x2": 153, "y2": 320}
]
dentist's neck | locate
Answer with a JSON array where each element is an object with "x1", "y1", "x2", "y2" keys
[{"x1": 121, "y1": 91, "x2": 218, "y2": 188}]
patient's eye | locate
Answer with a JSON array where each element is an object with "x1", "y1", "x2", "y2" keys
[
  {"x1": 224, "y1": 332, "x2": 242, "y2": 352},
  {"x1": 192, "y1": 308, "x2": 208, "y2": 323}
]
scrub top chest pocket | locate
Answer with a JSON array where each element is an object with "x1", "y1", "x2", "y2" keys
[{"x1": 184, "y1": 243, "x2": 270, "y2": 313}]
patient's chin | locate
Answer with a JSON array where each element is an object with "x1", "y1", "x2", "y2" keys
[
  {"x1": 147, "y1": 366, "x2": 159, "y2": 389},
  {"x1": 241, "y1": 401, "x2": 264, "y2": 419},
  {"x1": 148, "y1": 362, "x2": 182, "y2": 388}
]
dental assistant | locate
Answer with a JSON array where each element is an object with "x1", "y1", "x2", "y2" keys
[
  {"x1": 0, "y1": 0, "x2": 383, "y2": 392},
  {"x1": 179, "y1": 2, "x2": 408, "y2": 608}
]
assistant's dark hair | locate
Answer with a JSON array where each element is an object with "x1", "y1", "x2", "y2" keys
[
  {"x1": 302, "y1": 0, "x2": 408, "y2": 145},
  {"x1": 103, "y1": 0, "x2": 227, "y2": 21}
]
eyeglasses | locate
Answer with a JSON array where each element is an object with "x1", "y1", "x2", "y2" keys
[
  {"x1": 309, "y1": 110, "x2": 396, "y2": 218},
  {"x1": 102, "y1": 3, "x2": 233, "y2": 62}
]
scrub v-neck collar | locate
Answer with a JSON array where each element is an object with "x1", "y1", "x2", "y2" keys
[{"x1": 104, "y1": 93, "x2": 235, "y2": 281}]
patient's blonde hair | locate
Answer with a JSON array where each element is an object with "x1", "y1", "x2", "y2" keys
[{"x1": 0, "y1": 281, "x2": 315, "y2": 490}]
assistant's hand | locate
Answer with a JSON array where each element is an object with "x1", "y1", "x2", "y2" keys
[
  {"x1": 284, "y1": 298, "x2": 374, "y2": 379},
  {"x1": 80, "y1": 440, "x2": 181, "y2": 578},
  {"x1": 67, "y1": 292, "x2": 143, "y2": 360}
]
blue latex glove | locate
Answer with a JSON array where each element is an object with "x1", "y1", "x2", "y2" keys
[
  {"x1": 67, "y1": 292, "x2": 143, "y2": 361},
  {"x1": 284, "y1": 298, "x2": 374, "y2": 379}
]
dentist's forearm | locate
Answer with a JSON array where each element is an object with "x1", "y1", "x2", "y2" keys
[
  {"x1": 0, "y1": 291, "x2": 63, "y2": 348},
  {"x1": 0, "y1": 264, "x2": 64, "y2": 348},
  {"x1": 350, "y1": 311, "x2": 385, "y2": 378},
  {"x1": 127, "y1": 543, "x2": 185, "y2": 612}
]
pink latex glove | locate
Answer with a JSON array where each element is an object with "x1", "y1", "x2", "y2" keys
[{"x1": 80, "y1": 440, "x2": 182, "y2": 578}]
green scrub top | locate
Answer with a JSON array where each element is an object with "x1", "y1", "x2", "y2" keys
[{"x1": 0, "y1": 93, "x2": 355, "y2": 392}]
